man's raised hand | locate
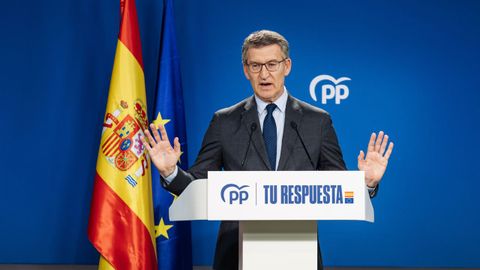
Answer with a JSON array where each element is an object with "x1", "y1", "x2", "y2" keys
[
  {"x1": 357, "y1": 131, "x2": 394, "y2": 188},
  {"x1": 140, "y1": 124, "x2": 181, "y2": 177}
]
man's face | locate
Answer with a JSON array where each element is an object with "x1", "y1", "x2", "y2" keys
[{"x1": 243, "y1": 44, "x2": 291, "y2": 103}]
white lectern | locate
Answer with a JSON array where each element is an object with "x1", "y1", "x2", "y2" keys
[{"x1": 170, "y1": 171, "x2": 374, "y2": 270}]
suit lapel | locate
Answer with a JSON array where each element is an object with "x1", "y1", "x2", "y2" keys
[
  {"x1": 241, "y1": 96, "x2": 271, "y2": 170},
  {"x1": 278, "y1": 96, "x2": 303, "y2": 170}
]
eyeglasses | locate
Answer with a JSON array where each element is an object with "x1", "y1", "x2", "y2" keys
[{"x1": 246, "y1": 58, "x2": 287, "y2": 73}]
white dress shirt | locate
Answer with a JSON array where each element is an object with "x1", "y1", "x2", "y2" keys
[{"x1": 254, "y1": 88, "x2": 288, "y2": 170}]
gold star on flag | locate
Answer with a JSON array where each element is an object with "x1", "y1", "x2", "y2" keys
[
  {"x1": 154, "y1": 218, "x2": 173, "y2": 239},
  {"x1": 153, "y1": 112, "x2": 170, "y2": 127},
  {"x1": 178, "y1": 151, "x2": 184, "y2": 164}
]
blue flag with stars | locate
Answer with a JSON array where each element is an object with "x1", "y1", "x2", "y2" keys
[{"x1": 151, "y1": 0, "x2": 192, "y2": 269}]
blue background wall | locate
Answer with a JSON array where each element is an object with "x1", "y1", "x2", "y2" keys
[{"x1": 1, "y1": 0, "x2": 479, "y2": 267}]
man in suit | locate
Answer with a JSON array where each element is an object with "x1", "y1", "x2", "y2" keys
[{"x1": 141, "y1": 30, "x2": 394, "y2": 270}]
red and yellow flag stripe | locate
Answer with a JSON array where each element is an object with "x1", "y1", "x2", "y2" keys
[{"x1": 88, "y1": 0, "x2": 157, "y2": 269}]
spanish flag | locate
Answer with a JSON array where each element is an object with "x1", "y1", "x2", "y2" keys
[{"x1": 88, "y1": 0, "x2": 157, "y2": 269}]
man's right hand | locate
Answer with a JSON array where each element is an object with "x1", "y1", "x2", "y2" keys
[{"x1": 140, "y1": 123, "x2": 181, "y2": 177}]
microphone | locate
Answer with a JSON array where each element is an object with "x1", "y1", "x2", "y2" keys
[
  {"x1": 241, "y1": 123, "x2": 257, "y2": 167},
  {"x1": 290, "y1": 121, "x2": 315, "y2": 169}
]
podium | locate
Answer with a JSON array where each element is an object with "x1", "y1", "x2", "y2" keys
[{"x1": 170, "y1": 171, "x2": 374, "y2": 270}]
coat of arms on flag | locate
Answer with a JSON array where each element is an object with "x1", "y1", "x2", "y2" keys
[{"x1": 101, "y1": 100, "x2": 149, "y2": 180}]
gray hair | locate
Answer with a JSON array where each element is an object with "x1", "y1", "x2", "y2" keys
[{"x1": 241, "y1": 30, "x2": 289, "y2": 64}]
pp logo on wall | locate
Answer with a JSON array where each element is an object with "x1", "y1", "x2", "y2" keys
[
  {"x1": 309, "y1": 75, "x2": 351, "y2": 104},
  {"x1": 221, "y1": 184, "x2": 250, "y2": 204}
]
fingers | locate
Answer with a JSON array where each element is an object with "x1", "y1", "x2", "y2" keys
[
  {"x1": 140, "y1": 134, "x2": 153, "y2": 153},
  {"x1": 357, "y1": 150, "x2": 365, "y2": 170},
  {"x1": 150, "y1": 123, "x2": 162, "y2": 143},
  {"x1": 374, "y1": 131, "x2": 384, "y2": 152},
  {"x1": 173, "y1": 137, "x2": 181, "y2": 154},
  {"x1": 384, "y1": 142, "x2": 394, "y2": 160},
  {"x1": 379, "y1": 134, "x2": 389, "y2": 155},
  {"x1": 357, "y1": 150, "x2": 365, "y2": 161},
  {"x1": 367, "y1": 133, "x2": 376, "y2": 153},
  {"x1": 158, "y1": 124, "x2": 170, "y2": 142},
  {"x1": 144, "y1": 127, "x2": 157, "y2": 147}
]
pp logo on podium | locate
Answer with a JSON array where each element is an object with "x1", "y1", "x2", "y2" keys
[
  {"x1": 221, "y1": 184, "x2": 250, "y2": 204},
  {"x1": 309, "y1": 75, "x2": 351, "y2": 104}
]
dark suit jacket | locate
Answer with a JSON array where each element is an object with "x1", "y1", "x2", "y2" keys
[{"x1": 162, "y1": 94, "x2": 376, "y2": 269}]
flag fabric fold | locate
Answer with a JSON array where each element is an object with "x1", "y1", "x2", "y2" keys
[
  {"x1": 88, "y1": 0, "x2": 158, "y2": 269},
  {"x1": 151, "y1": 0, "x2": 193, "y2": 269}
]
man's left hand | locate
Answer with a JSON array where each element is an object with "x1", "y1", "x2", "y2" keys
[{"x1": 358, "y1": 131, "x2": 394, "y2": 188}]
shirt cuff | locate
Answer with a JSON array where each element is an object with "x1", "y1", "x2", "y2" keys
[{"x1": 162, "y1": 166, "x2": 178, "y2": 184}]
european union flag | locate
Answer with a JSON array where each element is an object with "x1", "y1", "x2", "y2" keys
[{"x1": 151, "y1": 0, "x2": 192, "y2": 269}]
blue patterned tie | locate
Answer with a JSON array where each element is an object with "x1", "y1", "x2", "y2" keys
[{"x1": 263, "y1": 103, "x2": 277, "y2": 170}]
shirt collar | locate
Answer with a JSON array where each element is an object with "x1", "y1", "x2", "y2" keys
[{"x1": 255, "y1": 87, "x2": 288, "y2": 114}]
